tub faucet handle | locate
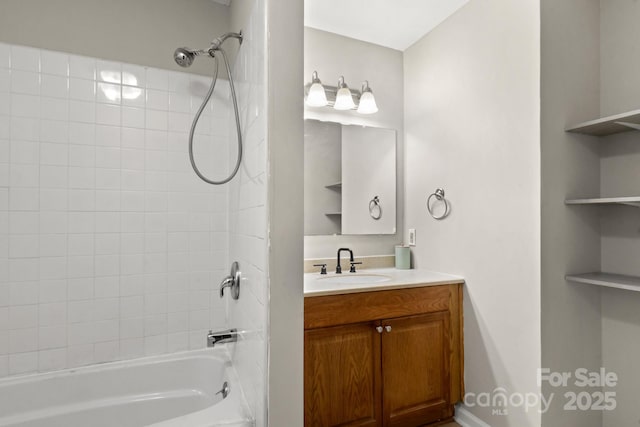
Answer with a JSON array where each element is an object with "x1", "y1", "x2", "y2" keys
[
  {"x1": 219, "y1": 261, "x2": 241, "y2": 300},
  {"x1": 216, "y1": 381, "x2": 230, "y2": 399}
]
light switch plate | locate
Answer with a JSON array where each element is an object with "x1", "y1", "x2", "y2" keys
[{"x1": 408, "y1": 228, "x2": 416, "y2": 246}]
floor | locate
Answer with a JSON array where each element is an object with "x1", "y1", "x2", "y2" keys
[{"x1": 441, "y1": 423, "x2": 461, "y2": 427}]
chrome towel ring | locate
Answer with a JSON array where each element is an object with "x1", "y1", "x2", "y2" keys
[
  {"x1": 427, "y1": 188, "x2": 450, "y2": 220},
  {"x1": 369, "y1": 196, "x2": 382, "y2": 220}
]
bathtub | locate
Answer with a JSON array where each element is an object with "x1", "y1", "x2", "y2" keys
[{"x1": 0, "y1": 348, "x2": 253, "y2": 427}]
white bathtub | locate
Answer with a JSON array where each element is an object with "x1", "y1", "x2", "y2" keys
[{"x1": 0, "y1": 349, "x2": 253, "y2": 427}]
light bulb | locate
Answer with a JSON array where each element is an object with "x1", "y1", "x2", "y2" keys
[
  {"x1": 334, "y1": 76, "x2": 355, "y2": 110},
  {"x1": 357, "y1": 81, "x2": 378, "y2": 114},
  {"x1": 306, "y1": 71, "x2": 328, "y2": 107}
]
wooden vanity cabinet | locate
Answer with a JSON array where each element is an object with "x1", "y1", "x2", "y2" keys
[{"x1": 304, "y1": 283, "x2": 463, "y2": 427}]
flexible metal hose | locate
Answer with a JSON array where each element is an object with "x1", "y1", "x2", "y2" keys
[{"x1": 188, "y1": 48, "x2": 243, "y2": 185}]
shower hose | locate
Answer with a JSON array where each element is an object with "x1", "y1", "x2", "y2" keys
[{"x1": 189, "y1": 48, "x2": 242, "y2": 185}]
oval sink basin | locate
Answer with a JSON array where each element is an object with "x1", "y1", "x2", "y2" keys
[{"x1": 318, "y1": 274, "x2": 392, "y2": 285}]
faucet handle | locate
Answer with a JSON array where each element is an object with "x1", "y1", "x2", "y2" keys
[
  {"x1": 349, "y1": 262, "x2": 363, "y2": 273},
  {"x1": 313, "y1": 264, "x2": 327, "y2": 275}
]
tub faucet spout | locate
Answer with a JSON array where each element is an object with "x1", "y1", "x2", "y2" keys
[{"x1": 207, "y1": 329, "x2": 238, "y2": 347}]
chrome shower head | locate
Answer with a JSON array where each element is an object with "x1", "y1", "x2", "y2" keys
[{"x1": 174, "y1": 47, "x2": 197, "y2": 68}]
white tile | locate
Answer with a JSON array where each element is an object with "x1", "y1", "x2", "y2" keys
[
  {"x1": 93, "y1": 298, "x2": 118, "y2": 321},
  {"x1": 11, "y1": 46, "x2": 40, "y2": 72},
  {"x1": 38, "y1": 348, "x2": 66, "y2": 371},
  {"x1": 121, "y1": 128, "x2": 144, "y2": 149},
  {"x1": 121, "y1": 149, "x2": 144, "y2": 170},
  {"x1": 10, "y1": 164, "x2": 39, "y2": 187},
  {"x1": 95, "y1": 125, "x2": 120, "y2": 147},
  {"x1": 39, "y1": 120, "x2": 68, "y2": 144},
  {"x1": 94, "y1": 340, "x2": 118, "y2": 363},
  {"x1": 40, "y1": 97, "x2": 69, "y2": 121},
  {"x1": 122, "y1": 87, "x2": 144, "y2": 108},
  {"x1": 68, "y1": 323, "x2": 94, "y2": 346},
  {"x1": 94, "y1": 277, "x2": 119, "y2": 298},
  {"x1": 97, "y1": 82, "x2": 120, "y2": 104},
  {"x1": 93, "y1": 319, "x2": 118, "y2": 342},
  {"x1": 95, "y1": 212, "x2": 120, "y2": 233},
  {"x1": 9, "y1": 234, "x2": 39, "y2": 258},
  {"x1": 96, "y1": 190, "x2": 120, "y2": 211},
  {"x1": 167, "y1": 332, "x2": 189, "y2": 353},
  {"x1": 11, "y1": 70, "x2": 39, "y2": 95},
  {"x1": 40, "y1": 74, "x2": 68, "y2": 99},
  {"x1": 146, "y1": 90, "x2": 168, "y2": 111},
  {"x1": 169, "y1": 93, "x2": 190, "y2": 113},
  {"x1": 39, "y1": 212, "x2": 67, "y2": 235},
  {"x1": 122, "y1": 107, "x2": 144, "y2": 128},
  {"x1": 96, "y1": 104, "x2": 120, "y2": 126},
  {"x1": 9, "y1": 282, "x2": 38, "y2": 305},
  {"x1": 121, "y1": 170, "x2": 144, "y2": 191},
  {"x1": 68, "y1": 189, "x2": 95, "y2": 211},
  {"x1": 0, "y1": 140, "x2": 9, "y2": 163},
  {"x1": 68, "y1": 145, "x2": 95, "y2": 167},
  {"x1": 95, "y1": 255, "x2": 119, "y2": 277},
  {"x1": 9, "y1": 304, "x2": 37, "y2": 330},
  {"x1": 95, "y1": 147, "x2": 120, "y2": 169},
  {"x1": 67, "y1": 344, "x2": 93, "y2": 367},
  {"x1": 69, "y1": 78, "x2": 95, "y2": 101},
  {"x1": 11, "y1": 94, "x2": 40, "y2": 118},
  {"x1": 168, "y1": 72, "x2": 190, "y2": 93},
  {"x1": 95, "y1": 169, "x2": 120, "y2": 190},
  {"x1": 40, "y1": 165, "x2": 67, "y2": 188},
  {"x1": 38, "y1": 326, "x2": 67, "y2": 350},
  {"x1": 95, "y1": 233, "x2": 119, "y2": 255},
  {"x1": 68, "y1": 234, "x2": 94, "y2": 256},
  {"x1": 39, "y1": 302, "x2": 67, "y2": 326},
  {"x1": 120, "y1": 317, "x2": 143, "y2": 339},
  {"x1": 122, "y1": 64, "x2": 145, "y2": 88},
  {"x1": 67, "y1": 278, "x2": 93, "y2": 301},
  {"x1": 67, "y1": 256, "x2": 94, "y2": 279},
  {"x1": 67, "y1": 212, "x2": 94, "y2": 234},
  {"x1": 145, "y1": 110, "x2": 167, "y2": 131},
  {"x1": 9, "y1": 188, "x2": 39, "y2": 211},
  {"x1": 120, "y1": 296, "x2": 143, "y2": 318},
  {"x1": 69, "y1": 100, "x2": 95, "y2": 123},
  {"x1": 9, "y1": 351, "x2": 38, "y2": 375},
  {"x1": 39, "y1": 143, "x2": 67, "y2": 166},
  {"x1": 40, "y1": 50, "x2": 69, "y2": 76},
  {"x1": 69, "y1": 55, "x2": 95, "y2": 80},
  {"x1": 69, "y1": 122, "x2": 95, "y2": 146},
  {"x1": 39, "y1": 233, "x2": 67, "y2": 257},
  {"x1": 38, "y1": 257, "x2": 66, "y2": 281},
  {"x1": 0, "y1": 117, "x2": 9, "y2": 140},
  {"x1": 97, "y1": 60, "x2": 121, "y2": 84},
  {"x1": 145, "y1": 150, "x2": 167, "y2": 171},
  {"x1": 0, "y1": 69, "x2": 9, "y2": 93},
  {"x1": 8, "y1": 212, "x2": 38, "y2": 235},
  {"x1": 121, "y1": 233, "x2": 143, "y2": 255},
  {"x1": 68, "y1": 167, "x2": 94, "y2": 189},
  {"x1": 146, "y1": 68, "x2": 168, "y2": 91},
  {"x1": 39, "y1": 281, "x2": 66, "y2": 304},
  {"x1": 144, "y1": 334, "x2": 167, "y2": 356},
  {"x1": 119, "y1": 338, "x2": 143, "y2": 360}
]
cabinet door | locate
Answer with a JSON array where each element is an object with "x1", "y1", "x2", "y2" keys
[
  {"x1": 382, "y1": 312, "x2": 451, "y2": 427},
  {"x1": 305, "y1": 322, "x2": 382, "y2": 427}
]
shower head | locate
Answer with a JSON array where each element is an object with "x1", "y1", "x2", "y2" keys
[{"x1": 174, "y1": 47, "x2": 200, "y2": 68}]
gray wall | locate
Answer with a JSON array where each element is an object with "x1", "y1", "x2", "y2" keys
[
  {"x1": 600, "y1": 1, "x2": 640, "y2": 425},
  {"x1": 304, "y1": 27, "x2": 404, "y2": 258},
  {"x1": 540, "y1": 0, "x2": 603, "y2": 425},
  {"x1": 404, "y1": 0, "x2": 541, "y2": 425},
  {"x1": 0, "y1": 0, "x2": 229, "y2": 75}
]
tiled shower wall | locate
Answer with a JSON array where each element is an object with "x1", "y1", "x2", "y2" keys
[
  {"x1": 0, "y1": 43, "x2": 232, "y2": 377},
  {"x1": 227, "y1": 0, "x2": 268, "y2": 425}
]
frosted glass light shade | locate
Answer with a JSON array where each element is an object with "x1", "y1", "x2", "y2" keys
[
  {"x1": 357, "y1": 91, "x2": 378, "y2": 114},
  {"x1": 307, "y1": 82, "x2": 328, "y2": 107},
  {"x1": 334, "y1": 87, "x2": 356, "y2": 110}
]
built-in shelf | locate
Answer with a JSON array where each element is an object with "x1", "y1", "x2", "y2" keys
[
  {"x1": 565, "y1": 196, "x2": 640, "y2": 207},
  {"x1": 566, "y1": 109, "x2": 640, "y2": 136},
  {"x1": 566, "y1": 272, "x2": 640, "y2": 292},
  {"x1": 324, "y1": 212, "x2": 342, "y2": 216},
  {"x1": 324, "y1": 182, "x2": 342, "y2": 190}
]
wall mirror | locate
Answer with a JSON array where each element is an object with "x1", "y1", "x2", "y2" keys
[{"x1": 304, "y1": 119, "x2": 396, "y2": 236}]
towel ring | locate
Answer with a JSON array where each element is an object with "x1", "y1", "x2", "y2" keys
[
  {"x1": 369, "y1": 196, "x2": 382, "y2": 220},
  {"x1": 427, "y1": 188, "x2": 450, "y2": 220}
]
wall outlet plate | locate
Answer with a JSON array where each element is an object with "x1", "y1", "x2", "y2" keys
[{"x1": 408, "y1": 228, "x2": 416, "y2": 246}]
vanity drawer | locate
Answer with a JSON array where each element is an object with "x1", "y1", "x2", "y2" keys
[{"x1": 304, "y1": 284, "x2": 454, "y2": 329}]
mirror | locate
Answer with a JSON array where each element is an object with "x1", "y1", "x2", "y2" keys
[{"x1": 304, "y1": 119, "x2": 396, "y2": 235}]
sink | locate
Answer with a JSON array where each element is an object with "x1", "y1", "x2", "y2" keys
[{"x1": 317, "y1": 274, "x2": 392, "y2": 285}]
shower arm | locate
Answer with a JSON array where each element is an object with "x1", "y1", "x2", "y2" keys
[{"x1": 208, "y1": 32, "x2": 243, "y2": 54}]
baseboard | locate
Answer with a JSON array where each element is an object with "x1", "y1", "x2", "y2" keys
[{"x1": 454, "y1": 405, "x2": 492, "y2": 427}]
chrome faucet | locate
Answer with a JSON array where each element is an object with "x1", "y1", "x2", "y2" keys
[
  {"x1": 207, "y1": 329, "x2": 238, "y2": 347},
  {"x1": 336, "y1": 248, "x2": 354, "y2": 274}
]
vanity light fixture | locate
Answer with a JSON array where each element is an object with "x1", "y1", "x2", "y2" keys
[
  {"x1": 357, "y1": 81, "x2": 378, "y2": 114},
  {"x1": 306, "y1": 71, "x2": 328, "y2": 107},
  {"x1": 304, "y1": 71, "x2": 379, "y2": 114},
  {"x1": 333, "y1": 76, "x2": 356, "y2": 110}
]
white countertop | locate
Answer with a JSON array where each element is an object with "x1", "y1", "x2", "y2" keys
[{"x1": 304, "y1": 268, "x2": 465, "y2": 297}]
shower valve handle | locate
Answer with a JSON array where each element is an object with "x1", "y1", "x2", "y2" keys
[{"x1": 219, "y1": 262, "x2": 241, "y2": 300}]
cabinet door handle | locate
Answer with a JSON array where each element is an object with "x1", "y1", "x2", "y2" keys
[
  {"x1": 384, "y1": 325, "x2": 392, "y2": 333},
  {"x1": 376, "y1": 326, "x2": 383, "y2": 334}
]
